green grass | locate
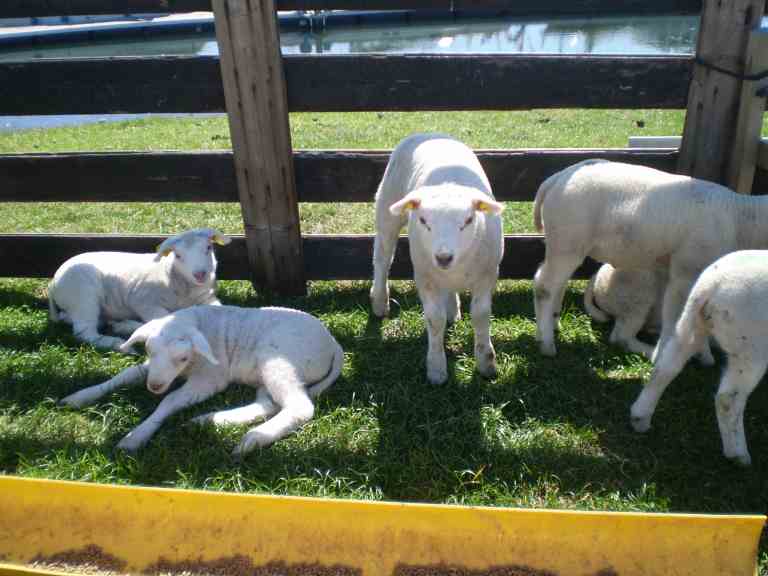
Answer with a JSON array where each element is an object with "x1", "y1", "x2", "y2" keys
[{"x1": 1, "y1": 110, "x2": 767, "y2": 572}]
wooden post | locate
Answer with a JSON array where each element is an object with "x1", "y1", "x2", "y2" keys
[
  {"x1": 212, "y1": 0, "x2": 305, "y2": 295},
  {"x1": 677, "y1": 0, "x2": 765, "y2": 185},
  {"x1": 725, "y1": 28, "x2": 768, "y2": 193}
]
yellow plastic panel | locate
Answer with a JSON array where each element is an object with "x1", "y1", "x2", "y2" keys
[{"x1": 0, "y1": 476, "x2": 764, "y2": 576}]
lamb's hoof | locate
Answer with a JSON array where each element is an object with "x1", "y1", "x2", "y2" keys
[
  {"x1": 188, "y1": 412, "x2": 213, "y2": 426},
  {"x1": 630, "y1": 414, "x2": 651, "y2": 433},
  {"x1": 478, "y1": 362, "x2": 498, "y2": 380},
  {"x1": 427, "y1": 366, "x2": 448, "y2": 385},
  {"x1": 116, "y1": 433, "x2": 144, "y2": 453},
  {"x1": 695, "y1": 350, "x2": 715, "y2": 367},
  {"x1": 727, "y1": 453, "x2": 752, "y2": 467},
  {"x1": 233, "y1": 430, "x2": 270, "y2": 458},
  {"x1": 538, "y1": 341, "x2": 557, "y2": 357}
]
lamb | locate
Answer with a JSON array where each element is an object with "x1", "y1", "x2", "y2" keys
[
  {"x1": 48, "y1": 228, "x2": 230, "y2": 352},
  {"x1": 370, "y1": 133, "x2": 504, "y2": 384},
  {"x1": 532, "y1": 159, "x2": 768, "y2": 360},
  {"x1": 583, "y1": 263, "x2": 665, "y2": 359},
  {"x1": 59, "y1": 304, "x2": 344, "y2": 456},
  {"x1": 630, "y1": 250, "x2": 768, "y2": 466}
]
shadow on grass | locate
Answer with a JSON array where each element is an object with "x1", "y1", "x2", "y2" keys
[{"x1": 1, "y1": 281, "x2": 767, "y2": 534}]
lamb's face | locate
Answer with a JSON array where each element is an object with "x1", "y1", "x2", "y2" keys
[
  {"x1": 414, "y1": 197, "x2": 478, "y2": 271},
  {"x1": 156, "y1": 229, "x2": 231, "y2": 287},
  {"x1": 144, "y1": 335, "x2": 195, "y2": 395},
  {"x1": 390, "y1": 185, "x2": 504, "y2": 272},
  {"x1": 119, "y1": 316, "x2": 221, "y2": 396},
  {"x1": 173, "y1": 235, "x2": 218, "y2": 286}
]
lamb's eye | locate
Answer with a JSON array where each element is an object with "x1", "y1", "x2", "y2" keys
[
  {"x1": 178, "y1": 356, "x2": 189, "y2": 364},
  {"x1": 419, "y1": 217, "x2": 430, "y2": 230},
  {"x1": 463, "y1": 215, "x2": 474, "y2": 228}
]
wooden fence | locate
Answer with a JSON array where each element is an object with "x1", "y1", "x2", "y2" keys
[{"x1": 0, "y1": 0, "x2": 766, "y2": 294}]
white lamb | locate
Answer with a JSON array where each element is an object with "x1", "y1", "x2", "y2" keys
[
  {"x1": 59, "y1": 304, "x2": 344, "y2": 456},
  {"x1": 48, "y1": 228, "x2": 230, "y2": 352},
  {"x1": 370, "y1": 133, "x2": 504, "y2": 384},
  {"x1": 533, "y1": 159, "x2": 768, "y2": 360},
  {"x1": 630, "y1": 250, "x2": 768, "y2": 466},
  {"x1": 583, "y1": 263, "x2": 665, "y2": 359}
]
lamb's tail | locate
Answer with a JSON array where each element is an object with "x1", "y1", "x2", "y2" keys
[
  {"x1": 583, "y1": 272, "x2": 610, "y2": 323},
  {"x1": 533, "y1": 171, "x2": 560, "y2": 232},
  {"x1": 674, "y1": 280, "x2": 714, "y2": 347},
  {"x1": 307, "y1": 341, "x2": 344, "y2": 398}
]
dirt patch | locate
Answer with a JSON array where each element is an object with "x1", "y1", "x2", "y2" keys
[
  {"x1": 32, "y1": 544, "x2": 127, "y2": 575},
  {"x1": 147, "y1": 556, "x2": 360, "y2": 576},
  {"x1": 394, "y1": 565, "x2": 557, "y2": 576}
]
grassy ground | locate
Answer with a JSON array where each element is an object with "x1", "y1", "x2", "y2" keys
[{"x1": 1, "y1": 110, "x2": 767, "y2": 572}]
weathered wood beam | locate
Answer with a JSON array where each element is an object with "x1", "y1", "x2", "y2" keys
[
  {"x1": 677, "y1": 0, "x2": 765, "y2": 183},
  {"x1": 0, "y1": 55, "x2": 693, "y2": 114},
  {"x1": 0, "y1": 148, "x2": 682, "y2": 203},
  {"x1": 0, "y1": 234, "x2": 598, "y2": 281},
  {"x1": 759, "y1": 139, "x2": 768, "y2": 172},
  {"x1": 0, "y1": 0, "x2": 706, "y2": 18},
  {"x1": 725, "y1": 27, "x2": 768, "y2": 193},
  {"x1": 213, "y1": 0, "x2": 305, "y2": 295}
]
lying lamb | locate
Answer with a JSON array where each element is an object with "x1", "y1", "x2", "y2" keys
[
  {"x1": 49, "y1": 228, "x2": 230, "y2": 352},
  {"x1": 583, "y1": 263, "x2": 665, "y2": 359},
  {"x1": 60, "y1": 305, "x2": 344, "y2": 456},
  {"x1": 370, "y1": 133, "x2": 504, "y2": 384},
  {"x1": 630, "y1": 250, "x2": 768, "y2": 466},
  {"x1": 533, "y1": 159, "x2": 761, "y2": 359}
]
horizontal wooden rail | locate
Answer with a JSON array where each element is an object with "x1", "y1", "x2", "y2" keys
[
  {"x1": 0, "y1": 148, "x2": 684, "y2": 203},
  {"x1": 0, "y1": 233, "x2": 598, "y2": 280},
  {"x1": 0, "y1": 55, "x2": 693, "y2": 114},
  {"x1": 0, "y1": 0, "x2": 706, "y2": 18}
]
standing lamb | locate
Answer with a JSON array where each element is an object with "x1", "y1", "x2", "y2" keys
[
  {"x1": 370, "y1": 133, "x2": 504, "y2": 384},
  {"x1": 48, "y1": 228, "x2": 230, "y2": 352},
  {"x1": 630, "y1": 250, "x2": 768, "y2": 466},
  {"x1": 532, "y1": 159, "x2": 765, "y2": 359},
  {"x1": 59, "y1": 305, "x2": 344, "y2": 456},
  {"x1": 583, "y1": 263, "x2": 665, "y2": 359}
]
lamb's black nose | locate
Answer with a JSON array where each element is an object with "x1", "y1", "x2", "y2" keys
[{"x1": 435, "y1": 253, "x2": 454, "y2": 269}]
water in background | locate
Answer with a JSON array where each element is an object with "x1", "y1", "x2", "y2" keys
[{"x1": 0, "y1": 13, "x2": 703, "y2": 131}]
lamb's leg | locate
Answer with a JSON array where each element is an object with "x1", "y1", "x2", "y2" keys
[
  {"x1": 652, "y1": 272, "x2": 704, "y2": 364},
  {"x1": 471, "y1": 288, "x2": 497, "y2": 379},
  {"x1": 234, "y1": 359, "x2": 315, "y2": 456},
  {"x1": 630, "y1": 329, "x2": 702, "y2": 432},
  {"x1": 60, "y1": 362, "x2": 148, "y2": 408},
  {"x1": 421, "y1": 284, "x2": 448, "y2": 385},
  {"x1": 109, "y1": 319, "x2": 144, "y2": 337},
  {"x1": 534, "y1": 252, "x2": 582, "y2": 356},
  {"x1": 609, "y1": 307, "x2": 656, "y2": 360},
  {"x1": 444, "y1": 291, "x2": 461, "y2": 324},
  {"x1": 72, "y1": 310, "x2": 125, "y2": 351},
  {"x1": 715, "y1": 355, "x2": 765, "y2": 466},
  {"x1": 190, "y1": 387, "x2": 278, "y2": 426},
  {"x1": 116, "y1": 378, "x2": 220, "y2": 453},
  {"x1": 370, "y1": 210, "x2": 404, "y2": 318}
]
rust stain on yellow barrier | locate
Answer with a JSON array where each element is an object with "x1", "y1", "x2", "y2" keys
[{"x1": 0, "y1": 476, "x2": 764, "y2": 576}]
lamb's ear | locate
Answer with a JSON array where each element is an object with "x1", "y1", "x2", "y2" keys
[
  {"x1": 188, "y1": 327, "x2": 219, "y2": 365},
  {"x1": 120, "y1": 321, "x2": 158, "y2": 353},
  {"x1": 209, "y1": 230, "x2": 231, "y2": 246},
  {"x1": 472, "y1": 197, "x2": 504, "y2": 215},
  {"x1": 389, "y1": 192, "x2": 422, "y2": 216},
  {"x1": 154, "y1": 235, "x2": 180, "y2": 262}
]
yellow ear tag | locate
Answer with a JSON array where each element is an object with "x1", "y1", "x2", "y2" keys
[
  {"x1": 404, "y1": 199, "x2": 420, "y2": 211},
  {"x1": 156, "y1": 246, "x2": 173, "y2": 257},
  {"x1": 212, "y1": 234, "x2": 228, "y2": 246}
]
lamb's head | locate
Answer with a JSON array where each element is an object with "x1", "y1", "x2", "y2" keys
[
  {"x1": 120, "y1": 316, "x2": 219, "y2": 395},
  {"x1": 389, "y1": 184, "x2": 503, "y2": 271},
  {"x1": 155, "y1": 228, "x2": 231, "y2": 287}
]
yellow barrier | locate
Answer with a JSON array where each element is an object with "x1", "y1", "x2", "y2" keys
[{"x1": 0, "y1": 476, "x2": 764, "y2": 576}]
